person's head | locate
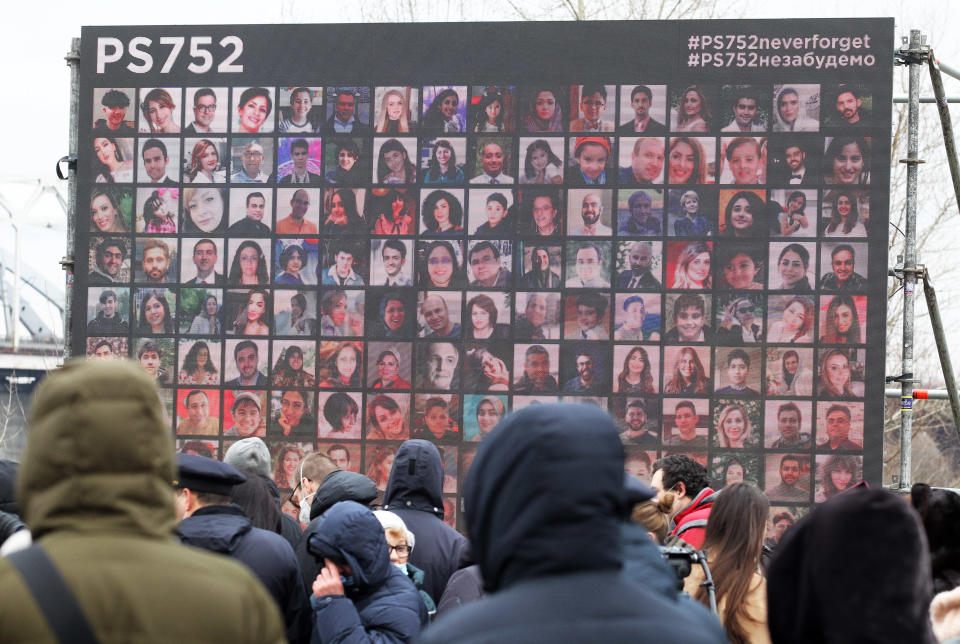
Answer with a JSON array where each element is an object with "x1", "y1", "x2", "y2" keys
[
  {"x1": 191, "y1": 239, "x2": 218, "y2": 276},
  {"x1": 630, "y1": 85, "x2": 653, "y2": 119},
  {"x1": 521, "y1": 140, "x2": 557, "y2": 180},
  {"x1": 183, "y1": 341, "x2": 215, "y2": 374},
  {"x1": 367, "y1": 446, "x2": 397, "y2": 483},
  {"x1": 574, "y1": 350, "x2": 596, "y2": 384},
  {"x1": 825, "y1": 294, "x2": 860, "y2": 342},
  {"x1": 184, "y1": 390, "x2": 210, "y2": 425},
  {"x1": 771, "y1": 512, "x2": 795, "y2": 544},
  {"x1": 238, "y1": 192, "x2": 265, "y2": 225},
  {"x1": 725, "y1": 137, "x2": 762, "y2": 184},
  {"x1": 332, "y1": 343, "x2": 360, "y2": 382},
  {"x1": 327, "y1": 444, "x2": 351, "y2": 470},
  {"x1": 279, "y1": 243, "x2": 304, "y2": 275},
  {"x1": 630, "y1": 138, "x2": 665, "y2": 183},
  {"x1": 237, "y1": 87, "x2": 272, "y2": 133},
  {"x1": 580, "y1": 192, "x2": 603, "y2": 227},
  {"x1": 781, "y1": 296, "x2": 814, "y2": 338},
  {"x1": 240, "y1": 140, "x2": 265, "y2": 177},
  {"x1": 373, "y1": 510, "x2": 415, "y2": 567},
  {"x1": 182, "y1": 187, "x2": 223, "y2": 233},
  {"x1": 671, "y1": 400, "x2": 699, "y2": 437},
  {"x1": 651, "y1": 453, "x2": 709, "y2": 514},
  {"x1": 380, "y1": 239, "x2": 406, "y2": 278},
  {"x1": 674, "y1": 347, "x2": 705, "y2": 385},
  {"x1": 723, "y1": 190, "x2": 765, "y2": 236},
  {"x1": 229, "y1": 239, "x2": 267, "y2": 285},
  {"x1": 782, "y1": 349, "x2": 801, "y2": 376},
  {"x1": 381, "y1": 89, "x2": 406, "y2": 123},
  {"x1": 668, "y1": 136, "x2": 705, "y2": 185},
  {"x1": 430, "y1": 139, "x2": 457, "y2": 174},
  {"x1": 422, "y1": 190, "x2": 463, "y2": 231},
  {"x1": 784, "y1": 143, "x2": 806, "y2": 172},
  {"x1": 578, "y1": 84, "x2": 607, "y2": 122},
  {"x1": 477, "y1": 92, "x2": 504, "y2": 128},
  {"x1": 368, "y1": 395, "x2": 405, "y2": 439},
  {"x1": 141, "y1": 239, "x2": 170, "y2": 282},
  {"x1": 431, "y1": 89, "x2": 460, "y2": 120},
  {"x1": 778, "y1": 243, "x2": 810, "y2": 288},
  {"x1": 627, "y1": 242, "x2": 654, "y2": 275},
  {"x1": 826, "y1": 136, "x2": 869, "y2": 185},
  {"x1": 89, "y1": 187, "x2": 125, "y2": 233},
  {"x1": 484, "y1": 192, "x2": 509, "y2": 229},
  {"x1": 820, "y1": 349, "x2": 852, "y2": 396},
  {"x1": 423, "y1": 241, "x2": 458, "y2": 288},
  {"x1": 476, "y1": 396, "x2": 504, "y2": 433},
  {"x1": 624, "y1": 400, "x2": 647, "y2": 431},
  {"x1": 531, "y1": 192, "x2": 559, "y2": 234},
  {"x1": 524, "y1": 293, "x2": 549, "y2": 327},
  {"x1": 621, "y1": 295, "x2": 647, "y2": 329},
  {"x1": 230, "y1": 392, "x2": 262, "y2": 437},
  {"x1": 323, "y1": 392, "x2": 359, "y2": 433},
  {"x1": 731, "y1": 88, "x2": 759, "y2": 128},
  {"x1": 719, "y1": 244, "x2": 763, "y2": 289},
  {"x1": 725, "y1": 348, "x2": 751, "y2": 386},
  {"x1": 97, "y1": 289, "x2": 118, "y2": 318},
  {"x1": 830, "y1": 244, "x2": 856, "y2": 284},
  {"x1": 100, "y1": 89, "x2": 130, "y2": 128},
  {"x1": 91, "y1": 340, "x2": 114, "y2": 360},
  {"x1": 334, "y1": 88, "x2": 357, "y2": 122},
  {"x1": 140, "y1": 88, "x2": 176, "y2": 132},
  {"x1": 718, "y1": 403, "x2": 750, "y2": 447},
  {"x1": 672, "y1": 293, "x2": 706, "y2": 340},
  {"x1": 232, "y1": 340, "x2": 259, "y2": 379},
  {"x1": 424, "y1": 342, "x2": 458, "y2": 388},
  {"x1": 422, "y1": 398, "x2": 451, "y2": 437},
  {"x1": 823, "y1": 404, "x2": 852, "y2": 448},
  {"x1": 375, "y1": 350, "x2": 401, "y2": 384},
  {"x1": 787, "y1": 190, "x2": 807, "y2": 213},
  {"x1": 835, "y1": 85, "x2": 862, "y2": 123},
  {"x1": 778, "y1": 454, "x2": 802, "y2": 487},
  {"x1": 775, "y1": 402, "x2": 802, "y2": 443},
  {"x1": 576, "y1": 292, "x2": 607, "y2": 331},
  {"x1": 298, "y1": 452, "x2": 338, "y2": 500},
  {"x1": 723, "y1": 458, "x2": 745, "y2": 486},
  {"x1": 288, "y1": 139, "x2": 310, "y2": 172},
  {"x1": 189, "y1": 139, "x2": 219, "y2": 179},
  {"x1": 135, "y1": 292, "x2": 168, "y2": 335},
  {"x1": 329, "y1": 242, "x2": 355, "y2": 279},
  {"x1": 191, "y1": 88, "x2": 217, "y2": 129},
  {"x1": 524, "y1": 345, "x2": 551, "y2": 384},
  {"x1": 96, "y1": 237, "x2": 126, "y2": 277},
  {"x1": 377, "y1": 138, "x2": 411, "y2": 180},
  {"x1": 531, "y1": 87, "x2": 560, "y2": 124},
  {"x1": 575, "y1": 243, "x2": 604, "y2": 284},
  {"x1": 621, "y1": 346, "x2": 651, "y2": 381},
  {"x1": 678, "y1": 85, "x2": 710, "y2": 124},
  {"x1": 140, "y1": 139, "x2": 169, "y2": 182},
  {"x1": 827, "y1": 190, "x2": 860, "y2": 234},
  {"x1": 821, "y1": 455, "x2": 859, "y2": 498},
  {"x1": 242, "y1": 287, "x2": 270, "y2": 326},
  {"x1": 380, "y1": 293, "x2": 406, "y2": 333},
  {"x1": 467, "y1": 294, "x2": 498, "y2": 332},
  {"x1": 288, "y1": 87, "x2": 313, "y2": 120},
  {"x1": 777, "y1": 87, "x2": 800, "y2": 124},
  {"x1": 573, "y1": 137, "x2": 610, "y2": 181},
  {"x1": 729, "y1": 297, "x2": 756, "y2": 325},
  {"x1": 480, "y1": 142, "x2": 505, "y2": 177},
  {"x1": 138, "y1": 340, "x2": 162, "y2": 375},
  {"x1": 333, "y1": 140, "x2": 360, "y2": 173},
  {"x1": 279, "y1": 390, "x2": 308, "y2": 427}
]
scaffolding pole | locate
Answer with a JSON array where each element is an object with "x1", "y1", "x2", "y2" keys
[{"x1": 61, "y1": 37, "x2": 79, "y2": 360}]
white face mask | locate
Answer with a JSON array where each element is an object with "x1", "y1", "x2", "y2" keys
[
  {"x1": 393, "y1": 562, "x2": 407, "y2": 574},
  {"x1": 299, "y1": 491, "x2": 315, "y2": 524}
]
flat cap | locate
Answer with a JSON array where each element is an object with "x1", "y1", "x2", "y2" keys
[{"x1": 177, "y1": 454, "x2": 246, "y2": 495}]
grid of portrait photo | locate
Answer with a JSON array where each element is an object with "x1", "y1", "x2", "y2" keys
[{"x1": 81, "y1": 80, "x2": 879, "y2": 528}]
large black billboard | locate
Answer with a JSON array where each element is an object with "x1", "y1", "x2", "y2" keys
[{"x1": 75, "y1": 19, "x2": 893, "y2": 529}]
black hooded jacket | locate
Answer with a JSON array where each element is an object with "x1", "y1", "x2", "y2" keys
[
  {"x1": 177, "y1": 504, "x2": 311, "y2": 644},
  {"x1": 383, "y1": 440, "x2": 469, "y2": 603},
  {"x1": 296, "y1": 470, "x2": 379, "y2": 591},
  {"x1": 420, "y1": 403, "x2": 725, "y2": 644},
  {"x1": 767, "y1": 487, "x2": 937, "y2": 644}
]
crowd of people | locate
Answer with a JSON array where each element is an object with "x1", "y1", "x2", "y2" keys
[{"x1": 0, "y1": 359, "x2": 957, "y2": 642}]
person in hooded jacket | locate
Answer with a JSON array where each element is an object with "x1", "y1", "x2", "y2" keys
[
  {"x1": 650, "y1": 453, "x2": 717, "y2": 549},
  {"x1": 0, "y1": 459, "x2": 30, "y2": 555},
  {"x1": 382, "y1": 439, "x2": 470, "y2": 604},
  {"x1": 767, "y1": 486, "x2": 937, "y2": 644},
  {"x1": 307, "y1": 500, "x2": 426, "y2": 642},
  {"x1": 911, "y1": 483, "x2": 960, "y2": 593},
  {"x1": 296, "y1": 469, "x2": 379, "y2": 592},
  {"x1": 175, "y1": 454, "x2": 312, "y2": 644},
  {"x1": 373, "y1": 509, "x2": 434, "y2": 620},
  {"x1": 0, "y1": 360, "x2": 285, "y2": 643},
  {"x1": 420, "y1": 403, "x2": 726, "y2": 644}
]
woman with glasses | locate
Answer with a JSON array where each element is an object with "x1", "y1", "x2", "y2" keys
[{"x1": 373, "y1": 510, "x2": 437, "y2": 617}]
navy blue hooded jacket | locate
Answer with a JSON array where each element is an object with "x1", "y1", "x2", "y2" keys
[
  {"x1": 383, "y1": 440, "x2": 469, "y2": 603},
  {"x1": 420, "y1": 403, "x2": 726, "y2": 644},
  {"x1": 307, "y1": 501, "x2": 425, "y2": 643},
  {"x1": 177, "y1": 504, "x2": 312, "y2": 644}
]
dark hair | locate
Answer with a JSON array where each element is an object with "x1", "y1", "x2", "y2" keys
[
  {"x1": 825, "y1": 136, "x2": 870, "y2": 184},
  {"x1": 182, "y1": 341, "x2": 217, "y2": 375},
  {"x1": 238, "y1": 87, "x2": 273, "y2": 117},
  {"x1": 824, "y1": 294, "x2": 861, "y2": 344},
  {"x1": 731, "y1": 85, "x2": 759, "y2": 106},
  {"x1": 98, "y1": 290, "x2": 117, "y2": 304},
  {"x1": 676, "y1": 85, "x2": 712, "y2": 129},
  {"x1": 673, "y1": 293, "x2": 705, "y2": 320},
  {"x1": 233, "y1": 339, "x2": 257, "y2": 360},
  {"x1": 382, "y1": 239, "x2": 407, "y2": 260},
  {"x1": 524, "y1": 189, "x2": 563, "y2": 235},
  {"x1": 97, "y1": 236, "x2": 127, "y2": 260},
  {"x1": 694, "y1": 482, "x2": 769, "y2": 642},
  {"x1": 138, "y1": 339, "x2": 162, "y2": 359},
  {"x1": 228, "y1": 240, "x2": 269, "y2": 285},
  {"x1": 140, "y1": 88, "x2": 176, "y2": 132},
  {"x1": 422, "y1": 190, "x2": 463, "y2": 231},
  {"x1": 910, "y1": 483, "x2": 960, "y2": 593},
  {"x1": 422, "y1": 89, "x2": 460, "y2": 131},
  {"x1": 290, "y1": 138, "x2": 309, "y2": 154},
  {"x1": 664, "y1": 345, "x2": 709, "y2": 394},
  {"x1": 368, "y1": 394, "x2": 401, "y2": 431},
  {"x1": 102, "y1": 89, "x2": 130, "y2": 108},
  {"x1": 724, "y1": 137, "x2": 761, "y2": 162},
  {"x1": 327, "y1": 443, "x2": 350, "y2": 461},
  {"x1": 618, "y1": 346, "x2": 654, "y2": 394},
  {"x1": 777, "y1": 401, "x2": 802, "y2": 423},
  {"x1": 91, "y1": 339, "x2": 114, "y2": 354},
  {"x1": 232, "y1": 287, "x2": 273, "y2": 334},
  {"x1": 523, "y1": 139, "x2": 563, "y2": 180},
  {"x1": 779, "y1": 454, "x2": 801, "y2": 470},
  {"x1": 631, "y1": 85, "x2": 653, "y2": 102},
  {"x1": 652, "y1": 454, "x2": 709, "y2": 498},
  {"x1": 525, "y1": 344, "x2": 549, "y2": 360},
  {"x1": 722, "y1": 191, "x2": 766, "y2": 237},
  {"x1": 323, "y1": 392, "x2": 359, "y2": 430},
  {"x1": 245, "y1": 191, "x2": 265, "y2": 207},
  {"x1": 576, "y1": 291, "x2": 608, "y2": 317},
  {"x1": 726, "y1": 348, "x2": 750, "y2": 367},
  {"x1": 377, "y1": 138, "x2": 417, "y2": 183},
  {"x1": 427, "y1": 139, "x2": 460, "y2": 182},
  {"x1": 421, "y1": 241, "x2": 460, "y2": 287},
  {"x1": 273, "y1": 345, "x2": 305, "y2": 381},
  {"x1": 472, "y1": 93, "x2": 505, "y2": 132},
  {"x1": 138, "y1": 290, "x2": 174, "y2": 334},
  {"x1": 716, "y1": 242, "x2": 764, "y2": 289},
  {"x1": 91, "y1": 136, "x2": 126, "y2": 183},
  {"x1": 778, "y1": 243, "x2": 810, "y2": 268},
  {"x1": 279, "y1": 243, "x2": 305, "y2": 272},
  {"x1": 468, "y1": 241, "x2": 500, "y2": 263},
  {"x1": 229, "y1": 471, "x2": 282, "y2": 533},
  {"x1": 320, "y1": 289, "x2": 347, "y2": 317},
  {"x1": 335, "y1": 139, "x2": 360, "y2": 159},
  {"x1": 486, "y1": 192, "x2": 509, "y2": 212},
  {"x1": 821, "y1": 454, "x2": 860, "y2": 498},
  {"x1": 179, "y1": 440, "x2": 214, "y2": 458},
  {"x1": 141, "y1": 138, "x2": 167, "y2": 159},
  {"x1": 825, "y1": 190, "x2": 860, "y2": 235},
  {"x1": 192, "y1": 88, "x2": 216, "y2": 107},
  {"x1": 467, "y1": 294, "x2": 499, "y2": 329}
]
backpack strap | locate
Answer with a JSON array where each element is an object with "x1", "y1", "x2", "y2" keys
[
  {"x1": 7, "y1": 545, "x2": 100, "y2": 644},
  {"x1": 674, "y1": 519, "x2": 709, "y2": 538}
]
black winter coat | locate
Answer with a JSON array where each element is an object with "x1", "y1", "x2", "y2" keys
[
  {"x1": 383, "y1": 440, "x2": 470, "y2": 603},
  {"x1": 307, "y1": 501, "x2": 425, "y2": 643},
  {"x1": 178, "y1": 504, "x2": 312, "y2": 644}
]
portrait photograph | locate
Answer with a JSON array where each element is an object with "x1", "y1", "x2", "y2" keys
[
  {"x1": 566, "y1": 189, "x2": 614, "y2": 236},
  {"x1": 612, "y1": 396, "x2": 660, "y2": 443},
  {"x1": 463, "y1": 394, "x2": 507, "y2": 442},
  {"x1": 564, "y1": 240, "x2": 612, "y2": 287},
  {"x1": 364, "y1": 288, "x2": 416, "y2": 339},
  {"x1": 276, "y1": 136, "x2": 323, "y2": 184},
  {"x1": 184, "y1": 87, "x2": 228, "y2": 134},
  {"x1": 180, "y1": 187, "x2": 226, "y2": 234},
  {"x1": 320, "y1": 238, "x2": 369, "y2": 286},
  {"x1": 135, "y1": 187, "x2": 178, "y2": 234},
  {"x1": 318, "y1": 391, "x2": 363, "y2": 439},
  {"x1": 662, "y1": 397, "x2": 709, "y2": 448},
  {"x1": 270, "y1": 442, "x2": 313, "y2": 490},
  {"x1": 417, "y1": 240, "x2": 464, "y2": 289},
  {"x1": 324, "y1": 137, "x2": 369, "y2": 186},
  {"x1": 222, "y1": 390, "x2": 268, "y2": 439},
  {"x1": 612, "y1": 345, "x2": 661, "y2": 394},
  {"x1": 624, "y1": 448, "x2": 655, "y2": 485},
  {"x1": 819, "y1": 241, "x2": 868, "y2": 291},
  {"x1": 271, "y1": 340, "x2": 317, "y2": 388},
  {"x1": 711, "y1": 399, "x2": 761, "y2": 448},
  {"x1": 666, "y1": 136, "x2": 716, "y2": 185},
  {"x1": 175, "y1": 387, "x2": 220, "y2": 436},
  {"x1": 618, "y1": 84, "x2": 667, "y2": 134},
  {"x1": 519, "y1": 137, "x2": 565, "y2": 185},
  {"x1": 182, "y1": 137, "x2": 228, "y2": 184},
  {"x1": 374, "y1": 137, "x2": 418, "y2": 185},
  {"x1": 366, "y1": 342, "x2": 413, "y2": 390},
  {"x1": 768, "y1": 241, "x2": 816, "y2": 291},
  {"x1": 422, "y1": 86, "x2": 468, "y2": 133},
  {"x1": 764, "y1": 453, "x2": 813, "y2": 503},
  {"x1": 816, "y1": 348, "x2": 866, "y2": 400},
  {"x1": 563, "y1": 292, "x2": 611, "y2": 341},
  {"x1": 318, "y1": 441, "x2": 361, "y2": 473},
  {"x1": 365, "y1": 392, "x2": 412, "y2": 442},
  {"x1": 615, "y1": 240, "x2": 663, "y2": 290},
  {"x1": 268, "y1": 389, "x2": 316, "y2": 439},
  {"x1": 90, "y1": 186, "x2": 132, "y2": 235},
  {"x1": 136, "y1": 137, "x2": 180, "y2": 185},
  {"x1": 517, "y1": 187, "x2": 563, "y2": 236},
  {"x1": 273, "y1": 239, "x2": 320, "y2": 286},
  {"x1": 719, "y1": 84, "x2": 770, "y2": 133},
  {"x1": 665, "y1": 240, "x2": 712, "y2": 290},
  {"x1": 420, "y1": 189, "x2": 465, "y2": 236},
  {"x1": 229, "y1": 137, "x2": 275, "y2": 184},
  {"x1": 815, "y1": 401, "x2": 865, "y2": 452},
  {"x1": 134, "y1": 287, "x2": 177, "y2": 335},
  {"x1": 815, "y1": 454, "x2": 863, "y2": 503},
  {"x1": 86, "y1": 337, "x2": 128, "y2": 360},
  {"x1": 420, "y1": 137, "x2": 467, "y2": 186},
  {"x1": 670, "y1": 84, "x2": 716, "y2": 133},
  {"x1": 613, "y1": 292, "x2": 662, "y2": 342},
  {"x1": 714, "y1": 292, "x2": 765, "y2": 345},
  {"x1": 769, "y1": 188, "x2": 818, "y2": 238},
  {"x1": 467, "y1": 188, "x2": 516, "y2": 236},
  {"x1": 717, "y1": 189, "x2": 766, "y2": 238},
  {"x1": 277, "y1": 86, "x2": 324, "y2": 133},
  {"x1": 324, "y1": 86, "x2": 372, "y2": 133},
  {"x1": 766, "y1": 294, "x2": 815, "y2": 344},
  {"x1": 469, "y1": 136, "x2": 515, "y2": 184},
  {"x1": 616, "y1": 188, "x2": 664, "y2": 236},
  {"x1": 821, "y1": 188, "x2": 870, "y2": 237},
  {"x1": 764, "y1": 399, "x2": 814, "y2": 449},
  {"x1": 319, "y1": 187, "x2": 367, "y2": 236},
  {"x1": 514, "y1": 292, "x2": 561, "y2": 341},
  {"x1": 364, "y1": 188, "x2": 417, "y2": 235},
  {"x1": 138, "y1": 87, "x2": 182, "y2": 134},
  {"x1": 768, "y1": 136, "x2": 822, "y2": 186},
  {"x1": 370, "y1": 238, "x2": 414, "y2": 287},
  {"x1": 87, "y1": 286, "x2": 130, "y2": 335},
  {"x1": 560, "y1": 342, "x2": 609, "y2": 395},
  {"x1": 464, "y1": 292, "x2": 512, "y2": 341},
  {"x1": 470, "y1": 85, "x2": 516, "y2": 134},
  {"x1": 222, "y1": 338, "x2": 269, "y2": 386},
  {"x1": 365, "y1": 443, "x2": 400, "y2": 493},
  {"x1": 712, "y1": 241, "x2": 763, "y2": 291},
  {"x1": 516, "y1": 85, "x2": 569, "y2": 133},
  {"x1": 179, "y1": 237, "x2": 224, "y2": 285},
  {"x1": 227, "y1": 187, "x2": 272, "y2": 234},
  {"x1": 516, "y1": 242, "x2": 563, "y2": 290},
  {"x1": 819, "y1": 295, "x2": 867, "y2": 344},
  {"x1": 823, "y1": 136, "x2": 872, "y2": 186},
  {"x1": 416, "y1": 341, "x2": 461, "y2": 391},
  {"x1": 713, "y1": 347, "x2": 763, "y2": 395},
  {"x1": 416, "y1": 290, "x2": 463, "y2": 339},
  {"x1": 718, "y1": 136, "x2": 766, "y2": 185},
  {"x1": 462, "y1": 341, "x2": 513, "y2": 392},
  {"x1": 92, "y1": 87, "x2": 136, "y2": 134},
  {"x1": 135, "y1": 337, "x2": 174, "y2": 384},
  {"x1": 373, "y1": 86, "x2": 420, "y2": 133},
  {"x1": 567, "y1": 136, "x2": 613, "y2": 186},
  {"x1": 512, "y1": 343, "x2": 560, "y2": 393},
  {"x1": 619, "y1": 137, "x2": 666, "y2": 186},
  {"x1": 88, "y1": 236, "x2": 131, "y2": 284},
  {"x1": 711, "y1": 453, "x2": 761, "y2": 490},
  {"x1": 223, "y1": 287, "x2": 273, "y2": 336},
  {"x1": 569, "y1": 84, "x2": 616, "y2": 132},
  {"x1": 662, "y1": 345, "x2": 712, "y2": 395},
  {"x1": 177, "y1": 339, "x2": 222, "y2": 386},
  {"x1": 773, "y1": 84, "x2": 820, "y2": 133},
  {"x1": 91, "y1": 135, "x2": 134, "y2": 183},
  {"x1": 412, "y1": 394, "x2": 462, "y2": 442},
  {"x1": 823, "y1": 82, "x2": 871, "y2": 128},
  {"x1": 232, "y1": 86, "x2": 276, "y2": 134},
  {"x1": 765, "y1": 346, "x2": 815, "y2": 396},
  {"x1": 316, "y1": 341, "x2": 363, "y2": 389},
  {"x1": 273, "y1": 289, "x2": 318, "y2": 336},
  {"x1": 227, "y1": 238, "x2": 272, "y2": 286},
  {"x1": 465, "y1": 240, "x2": 512, "y2": 288}
]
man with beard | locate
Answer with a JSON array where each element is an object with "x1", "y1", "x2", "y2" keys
[
  {"x1": 225, "y1": 341, "x2": 268, "y2": 387},
  {"x1": 616, "y1": 240, "x2": 660, "y2": 288},
  {"x1": 140, "y1": 239, "x2": 172, "y2": 283},
  {"x1": 767, "y1": 454, "x2": 808, "y2": 502},
  {"x1": 572, "y1": 193, "x2": 612, "y2": 236},
  {"x1": 819, "y1": 244, "x2": 866, "y2": 292},
  {"x1": 518, "y1": 246, "x2": 560, "y2": 288},
  {"x1": 564, "y1": 348, "x2": 602, "y2": 394},
  {"x1": 835, "y1": 84, "x2": 865, "y2": 126},
  {"x1": 514, "y1": 345, "x2": 558, "y2": 393},
  {"x1": 774, "y1": 141, "x2": 816, "y2": 185},
  {"x1": 89, "y1": 238, "x2": 127, "y2": 284},
  {"x1": 767, "y1": 402, "x2": 811, "y2": 449},
  {"x1": 620, "y1": 400, "x2": 658, "y2": 446}
]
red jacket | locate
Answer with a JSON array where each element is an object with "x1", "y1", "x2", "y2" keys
[{"x1": 670, "y1": 487, "x2": 717, "y2": 549}]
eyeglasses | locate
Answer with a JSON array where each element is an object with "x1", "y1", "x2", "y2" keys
[
  {"x1": 195, "y1": 104, "x2": 217, "y2": 112},
  {"x1": 388, "y1": 544, "x2": 410, "y2": 556},
  {"x1": 428, "y1": 257, "x2": 453, "y2": 266}
]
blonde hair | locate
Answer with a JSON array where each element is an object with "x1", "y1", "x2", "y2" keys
[
  {"x1": 376, "y1": 89, "x2": 411, "y2": 133},
  {"x1": 631, "y1": 492, "x2": 675, "y2": 543}
]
